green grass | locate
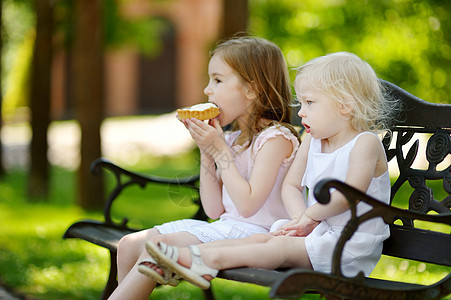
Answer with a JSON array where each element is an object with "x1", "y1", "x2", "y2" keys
[{"x1": 0, "y1": 160, "x2": 450, "y2": 299}]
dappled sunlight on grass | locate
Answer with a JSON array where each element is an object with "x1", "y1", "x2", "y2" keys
[
  {"x1": 371, "y1": 257, "x2": 451, "y2": 300},
  {"x1": 25, "y1": 248, "x2": 107, "y2": 299},
  {"x1": 0, "y1": 198, "x2": 108, "y2": 299},
  {"x1": 372, "y1": 256, "x2": 450, "y2": 283},
  {"x1": 1, "y1": 233, "x2": 108, "y2": 299},
  {"x1": 0, "y1": 167, "x2": 108, "y2": 299}
]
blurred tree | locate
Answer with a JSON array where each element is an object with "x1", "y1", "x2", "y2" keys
[
  {"x1": 54, "y1": 0, "x2": 164, "y2": 209},
  {"x1": 221, "y1": 0, "x2": 248, "y2": 39},
  {"x1": 249, "y1": 0, "x2": 451, "y2": 104},
  {"x1": 27, "y1": 0, "x2": 53, "y2": 199},
  {"x1": 0, "y1": 0, "x2": 4, "y2": 177},
  {"x1": 102, "y1": 0, "x2": 164, "y2": 55},
  {"x1": 1, "y1": 0, "x2": 164, "y2": 207},
  {"x1": 1, "y1": 1, "x2": 34, "y2": 120},
  {"x1": 72, "y1": 0, "x2": 104, "y2": 209}
]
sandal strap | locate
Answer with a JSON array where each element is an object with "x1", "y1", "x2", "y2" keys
[
  {"x1": 152, "y1": 242, "x2": 181, "y2": 284},
  {"x1": 140, "y1": 257, "x2": 171, "y2": 282},
  {"x1": 141, "y1": 257, "x2": 157, "y2": 264},
  {"x1": 189, "y1": 245, "x2": 218, "y2": 278},
  {"x1": 159, "y1": 242, "x2": 179, "y2": 261}
]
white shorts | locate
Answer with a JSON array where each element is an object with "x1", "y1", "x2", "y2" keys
[{"x1": 154, "y1": 218, "x2": 268, "y2": 243}]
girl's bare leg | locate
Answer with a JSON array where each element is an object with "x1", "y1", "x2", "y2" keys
[
  {"x1": 181, "y1": 236, "x2": 312, "y2": 273},
  {"x1": 110, "y1": 230, "x2": 202, "y2": 299},
  {"x1": 117, "y1": 228, "x2": 161, "y2": 283},
  {"x1": 117, "y1": 229, "x2": 203, "y2": 282},
  {"x1": 198, "y1": 233, "x2": 273, "y2": 249},
  {"x1": 108, "y1": 248, "x2": 156, "y2": 300}
]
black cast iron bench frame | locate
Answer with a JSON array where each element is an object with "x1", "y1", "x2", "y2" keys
[{"x1": 63, "y1": 80, "x2": 451, "y2": 300}]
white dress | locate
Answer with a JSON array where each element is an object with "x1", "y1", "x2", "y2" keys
[{"x1": 303, "y1": 132, "x2": 390, "y2": 277}]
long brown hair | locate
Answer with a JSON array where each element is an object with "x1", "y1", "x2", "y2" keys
[{"x1": 210, "y1": 36, "x2": 299, "y2": 147}]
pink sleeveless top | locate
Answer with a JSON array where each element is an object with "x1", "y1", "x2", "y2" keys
[{"x1": 219, "y1": 125, "x2": 299, "y2": 230}]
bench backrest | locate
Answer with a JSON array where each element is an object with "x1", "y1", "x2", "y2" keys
[
  {"x1": 379, "y1": 80, "x2": 451, "y2": 266},
  {"x1": 380, "y1": 79, "x2": 451, "y2": 214}
]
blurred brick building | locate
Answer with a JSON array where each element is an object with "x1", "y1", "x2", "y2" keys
[{"x1": 51, "y1": 0, "x2": 227, "y2": 119}]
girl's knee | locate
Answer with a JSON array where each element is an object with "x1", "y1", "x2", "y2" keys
[
  {"x1": 149, "y1": 234, "x2": 164, "y2": 244},
  {"x1": 148, "y1": 232, "x2": 179, "y2": 245},
  {"x1": 117, "y1": 233, "x2": 133, "y2": 253},
  {"x1": 118, "y1": 228, "x2": 160, "y2": 253}
]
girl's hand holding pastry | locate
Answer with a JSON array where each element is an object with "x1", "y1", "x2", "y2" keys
[{"x1": 185, "y1": 118, "x2": 226, "y2": 158}]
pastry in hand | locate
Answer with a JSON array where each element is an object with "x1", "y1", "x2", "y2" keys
[{"x1": 177, "y1": 103, "x2": 220, "y2": 120}]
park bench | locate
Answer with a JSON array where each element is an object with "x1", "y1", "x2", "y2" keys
[{"x1": 63, "y1": 79, "x2": 451, "y2": 300}]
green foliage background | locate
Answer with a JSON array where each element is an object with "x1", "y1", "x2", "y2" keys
[
  {"x1": 2, "y1": 0, "x2": 451, "y2": 118},
  {"x1": 249, "y1": 0, "x2": 451, "y2": 104}
]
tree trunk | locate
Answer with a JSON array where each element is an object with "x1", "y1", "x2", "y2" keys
[
  {"x1": 72, "y1": 0, "x2": 104, "y2": 209},
  {"x1": 221, "y1": 0, "x2": 248, "y2": 39},
  {"x1": 0, "y1": 0, "x2": 4, "y2": 177},
  {"x1": 27, "y1": 0, "x2": 53, "y2": 199}
]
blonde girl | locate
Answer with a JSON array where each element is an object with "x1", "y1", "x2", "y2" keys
[
  {"x1": 141, "y1": 52, "x2": 399, "y2": 290},
  {"x1": 108, "y1": 37, "x2": 300, "y2": 299}
]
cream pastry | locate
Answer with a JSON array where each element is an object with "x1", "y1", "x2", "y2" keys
[{"x1": 177, "y1": 103, "x2": 220, "y2": 120}]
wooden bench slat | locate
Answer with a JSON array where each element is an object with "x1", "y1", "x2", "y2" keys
[
  {"x1": 383, "y1": 224, "x2": 451, "y2": 266},
  {"x1": 217, "y1": 267, "x2": 285, "y2": 287},
  {"x1": 64, "y1": 221, "x2": 136, "y2": 251},
  {"x1": 270, "y1": 268, "x2": 451, "y2": 300}
]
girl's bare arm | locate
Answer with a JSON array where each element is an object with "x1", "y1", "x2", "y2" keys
[
  {"x1": 281, "y1": 135, "x2": 311, "y2": 219},
  {"x1": 304, "y1": 134, "x2": 387, "y2": 221},
  {"x1": 199, "y1": 152, "x2": 224, "y2": 219},
  {"x1": 217, "y1": 134, "x2": 293, "y2": 217},
  {"x1": 184, "y1": 118, "x2": 224, "y2": 219}
]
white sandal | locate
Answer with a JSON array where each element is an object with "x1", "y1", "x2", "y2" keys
[
  {"x1": 138, "y1": 256, "x2": 180, "y2": 286},
  {"x1": 145, "y1": 241, "x2": 218, "y2": 290}
]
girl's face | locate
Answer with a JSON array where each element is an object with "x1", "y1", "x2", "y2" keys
[
  {"x1": 204, "y1": 54, "x2": 254, "y2": 127},
  {"x1": 295, "y1": 78, "x2": 352, "y2": 141}
]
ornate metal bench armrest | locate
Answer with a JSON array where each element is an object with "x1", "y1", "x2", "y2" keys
[
  {"x1": 313, "y1": 178, "x2": 451, "y2": 276},
  {"x1": 90, "y1": 157, "x2": 200, "y2": 228}
]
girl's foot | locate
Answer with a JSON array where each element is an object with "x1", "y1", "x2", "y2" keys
[
  {"x1": 138, "y1": 257, "x2": 180, "y2": 286},
  {"x1": 145, "y1": 241, "x2": 218, "y2": 289}
]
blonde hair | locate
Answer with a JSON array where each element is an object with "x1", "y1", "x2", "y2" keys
[
  {"x1": 296, "y1": 52, "x2": 395, "y2": 132},
  {"x1": 211, "y1": 36, "x2": 298, "y2": 146}
]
